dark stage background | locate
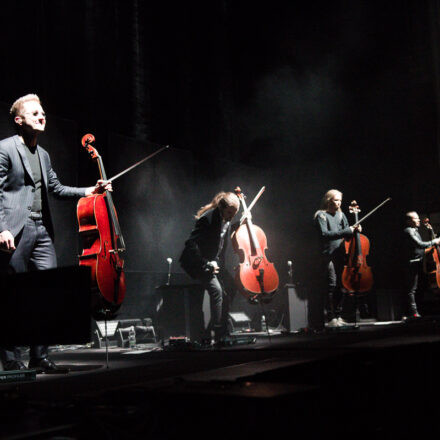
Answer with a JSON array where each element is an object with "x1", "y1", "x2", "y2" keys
[{"x1": 1, "y1": 1, "x2": 440, "y2": 323}]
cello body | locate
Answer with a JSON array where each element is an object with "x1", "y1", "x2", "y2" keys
[
  {"x1": 77, "y1": 194, "x2": 126, "y2": 316},
  {"x1": 422, "y1": 218, "x2": 440, "y2": 293},
  {"x1": 232, "y1": 223, "x2": 279, "y2": 299},
  {"x1": 341, "y1": 201, "x2": 373, "y2": 294},
  {"x1": 427, "y1": 245, "x2": 440, "y2": 292},
  {"x1": 341, "y1": 232, "x2": 373, "y2": 293},
  {"x1": 232, "y1": 187, "x2": 279, "y2": 302},
  {"x1": 77, "y1": 134, "x2": 126, "y2": 318}
]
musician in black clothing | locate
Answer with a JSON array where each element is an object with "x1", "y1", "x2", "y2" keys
[
  {"x1": 403, "y1": 212, "x2": 440, "y2": 319},
  {"x1": 180, "y1": 191, "x2": 240, "y2": 344},
  {"x1": 314, "y1": 189, "x2": 360, "y2": 328}
]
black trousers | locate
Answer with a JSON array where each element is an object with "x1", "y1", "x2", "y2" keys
[
  {"x1": 323, "y1": 253, "x2": 345, "y2": 322},
  {"x1": 0, "y1": 217, "x2": 57, "y2": 364},
  {"x1": 405, "y1": 261, "x2": 424, "y2": 315},
  {"x1": 199, "y1": 271, "x2": 234, "y2": 341}
]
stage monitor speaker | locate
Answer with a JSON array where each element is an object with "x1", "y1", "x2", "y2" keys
[
  {"x1": 285, "y1": 284, "x2": 308, "y2": 332},
  {"x1": 0, "y1": 266, "x2": 91, "y2": 345},
  {"x1": 229, "y1": 312, "x2": 252, "y2": 333}
]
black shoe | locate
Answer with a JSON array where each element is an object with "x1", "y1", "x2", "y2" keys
[
  {"x1": 28, "y1": 357, "x2": 68, "y2": 373},
  {"x1": 200, "y1": 337, "x2": 213, "y2": 347},
  {"x1": 3, "y1": 360, "x2": 27, "y2": 371},
  {"x1": 403, "y1": 312, "x2": 422, "y2": 322}
]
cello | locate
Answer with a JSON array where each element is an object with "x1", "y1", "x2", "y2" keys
[
  {"x1": 77, "y1": 134, "x2": 126, "y2": 319},
  {"x1": 341, "y1": 200, "x2": 374, "y2": 294},
  {"x1": 231, "y1": 187, "x2": 279, "y2": 302},
  {"x1": 422, "y1": 218, "x2": 440, "y2": 292}
]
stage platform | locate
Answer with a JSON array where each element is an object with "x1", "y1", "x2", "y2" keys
[{"x1": 1, "y1": 317, "x2": 440, "y2": 439}]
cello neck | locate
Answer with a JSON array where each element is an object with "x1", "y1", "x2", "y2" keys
[
  {"x1": 96, "y1": 154, "x2": 126, "y2": 251},
  {"x1": 354, "y1": 211, "x2": 359, "y2": 229},
  {"x1": 422, "y1": 218, "x2": 436, "y2": 240},
  {"x1": 245, "y1": 216, "x2": 262, "y2": 255},
  {"x1": 348, "y1": 201, "x2": 363, "y2": 261},
  {"x1": 238, "y1": 192, "x2": 261, "y2": 254}
]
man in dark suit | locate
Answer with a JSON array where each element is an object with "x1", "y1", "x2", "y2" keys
[
  {"x1": 0, "y1": 93, "x2": 108, "y2": 371},
  {"x1": 180, "y1": 191, "x2": 240, "y2": 344}
]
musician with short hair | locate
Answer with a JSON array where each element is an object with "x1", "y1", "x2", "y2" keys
[
  {"x1": 403, "y1": 211, "x2": 440, "y2": 319},
  {"x1": 0, "y1": 93, "x2": 108, "y2": 372},
  {"x1": 180, "y1": 191, "x2": 240, "y2": 345}
]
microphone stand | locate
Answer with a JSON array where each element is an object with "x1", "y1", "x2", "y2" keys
[{"x1": 287, "y1": 260, "x2": 294, "y2": 285}]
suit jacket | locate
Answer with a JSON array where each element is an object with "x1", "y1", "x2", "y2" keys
[
  {"x1": 179, "y1": 207, "x2": 229, "y2": 279},
  {"x1": 0, "y1": 135, "x2": 86, "y2": 240}
]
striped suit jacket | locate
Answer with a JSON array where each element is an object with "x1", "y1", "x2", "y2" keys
[{"x1": 0, "y1": 135, "x2": 86, "y2": 240}]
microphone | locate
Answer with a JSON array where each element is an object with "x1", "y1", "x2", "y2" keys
[
  {"x1": 166, "y1": 258, "x2": 173, "y2": 285},
  {"x1": 287, "y1": 260, "x2": 293, "y2": 284}
]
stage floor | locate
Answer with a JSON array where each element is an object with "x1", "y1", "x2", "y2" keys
[{"x1": 1, "y1": 317, "x2": 440, "y2": 439}]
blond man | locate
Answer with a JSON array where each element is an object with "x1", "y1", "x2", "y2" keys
[{"x1": 0, "y1": 94, "x2": 108, "y2": 372}]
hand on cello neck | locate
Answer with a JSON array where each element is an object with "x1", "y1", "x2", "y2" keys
[
  {"x1": 350, "y1": 224, "x2": 362, "y2": 233},
  {"x1": 85, "y1": 179, "x2": 113, "y2": 196}
]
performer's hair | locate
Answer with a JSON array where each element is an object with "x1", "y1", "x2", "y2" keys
[
  {"x1": 320, "y1": 189, "x2": 343, "y2": 211},
  {"x1": 195, "y1": 191, "x2": 239, "y2": 219},
  {"x1": 10, "y1": 94, "x2": 41, "y2": 118},
  {"x1": 314, "y1": 189, "x2": 342, "y2": 219},
  {"x1": 405, "y1": 211, "x2": 418, "y2": 223}
]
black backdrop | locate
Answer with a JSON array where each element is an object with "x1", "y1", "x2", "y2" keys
[{"x1": 1, "y1": 1, "x2": 440, "y2": 321}]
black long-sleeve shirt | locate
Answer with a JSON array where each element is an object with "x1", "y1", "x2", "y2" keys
[
  {"x1": 315, "y1": 210, "x2": 353, "y2": 255},
  {"x1": 403, "y1": 227, "x2": 434, "y2": 263}
]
